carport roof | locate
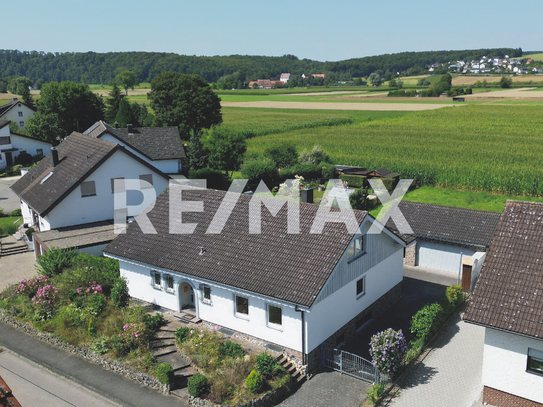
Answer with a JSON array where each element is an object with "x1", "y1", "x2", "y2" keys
[{"x1": 386, "y1": 201, "x2": 501, "y2": 248}]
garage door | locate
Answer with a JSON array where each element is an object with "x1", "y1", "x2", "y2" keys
[{"x1": 416, "y1": 241, "x2": 475, "y2": 274}]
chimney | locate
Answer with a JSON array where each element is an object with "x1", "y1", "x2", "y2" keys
[
  {"x1": 127, "y1": 124, "x2": 133, "y2": 134},
  {"x1": 114, "y1": 121, "x2": 119, "y2": 129},
  {"x1": 51, "y1": 147, "x2": 59, "y2": 168},
  {"x1": 12, "y1": 97, "x2": 18, "y2": 102}
]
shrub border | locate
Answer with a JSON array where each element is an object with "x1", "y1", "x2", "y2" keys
[{"x1": 0, "y1": 310, "x2": 170, "y2": 394}]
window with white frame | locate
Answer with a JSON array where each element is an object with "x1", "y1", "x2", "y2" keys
[
  {"x1": 81, "y1": 181, "x2": 96, "y2": 197},
  {"x1": 235, "y1": 295, "x2": 249, "y2": 317},
  {"x1": 165, "y1": 275, "x2": 174, "y2": 292},
  {"x1": 151, "y1": 271, "x2": 161, "y2": 289},
  {"x1": 18, "y1": 111, "x2": 23, "y2": 117},
  {"x1": 19, "y1": 121, "x2": 24, "y2": 127},
  {"x1": 527, "y1": 348, "x2": 543, "y2": 375},
  {"x1": 200, "y1": 285, "x2": 212, "y2": 304},
  {"x1": 267, "y1": 304, "x2": 282, "y2": 328},
  {"x1": 356, "y1": 276, "x2": 365, "y2": 298},
  {"x1": 347, "y1": 235, "x2": 365, "y2": 259}
]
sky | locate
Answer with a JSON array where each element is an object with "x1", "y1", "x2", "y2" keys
[{"x1": 4, "y1": 0, "x2": 542, "y2": 61}]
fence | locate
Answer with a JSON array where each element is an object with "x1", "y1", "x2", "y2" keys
[{"x1": 321, "y1": 348, "x2": 380, "y2": 384}]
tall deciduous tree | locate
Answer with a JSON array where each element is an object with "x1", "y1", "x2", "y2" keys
[
  {"x1": 115, "y1": 70, "x2": 138, "y2": 95},
  {"x1": 188, "y1": 130, "x2": 208, "y2": 171},
  {"x1": 148, "y1": 72, "x2": 222, "y2": 139},
  {"x1": 202, "y1": 126, "x2": 247, "y2": 176},
  {"x1": 27, "y1": 81, "x2": 104, "y2": 139}
]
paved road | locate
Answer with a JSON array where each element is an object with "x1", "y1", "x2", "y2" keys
[
  {"x1": 0, "y1": 321, "x2": 189, "y2": 407},
  {"x1": 0, "y1": 348, "x2": 120, "y2": 406},
  {"x1": 0, "y1": 175, "x2": 21, "y2": 213},
  {"x1": 382, "y1": 312, "x2": 484, "y2": 407}
]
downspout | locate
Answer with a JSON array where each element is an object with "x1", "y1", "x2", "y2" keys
[{"x1": 295, "y1": 306, "x2": 306, "y2": 365}]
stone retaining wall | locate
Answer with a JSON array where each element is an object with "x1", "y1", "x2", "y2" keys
[
  {"x1": 188, "y1": 383, "x2": 292, "y2": 407},
  {"x1": 0, "y1": 311, "x2": 170, "y2": 394}
]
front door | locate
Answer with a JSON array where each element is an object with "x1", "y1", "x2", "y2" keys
[
  {"x1": 461, "y1": 264, "x2": 472, "y2": 292},
  {"x1": 180, "y1": 282, "x2": 195, "y2": 309},
  {"x1": 5, "y1": 152, "x2": 12, "y2": 167}
]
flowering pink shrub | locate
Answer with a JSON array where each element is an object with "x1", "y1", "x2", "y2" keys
[
  {"x1": 369, "y1": 328, "x2": 408, "y2": 375},
  {"x1": 117, "y1": 322, "x2": 145, "y2": 353},
  {"x1": 15, "y1": 276, "x2": 49, "y2": 298},
  {"x1": 32, "y1": 285, "x2": 59, "y2": 310},
  {"x1": 76, "y1": 281, "x2": 102, "y2": 295}
]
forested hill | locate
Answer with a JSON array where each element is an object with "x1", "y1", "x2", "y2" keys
[
  {"x1": 0, "y1": 47, "x2": 523, "y2": 85},
  {"x1": 324, "y1": 48, "x2": 523, "y2": 77}
]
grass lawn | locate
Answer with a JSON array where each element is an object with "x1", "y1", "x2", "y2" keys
[{"x1": 0, "y1": 216, "x2": 23, "y2": 230}]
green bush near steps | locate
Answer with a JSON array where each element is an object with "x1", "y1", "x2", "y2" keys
[
  {"x1": 188, "y1": 373, "x2": 209, "y2": 397},
  {"x1": 156, "y1": 363, "x2": 174, "y2": 385},
  {"x1": 246, "y1": 369, "x2": 264, "y2": 393}
]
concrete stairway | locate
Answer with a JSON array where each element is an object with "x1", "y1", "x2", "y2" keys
[
  {"x1": 150, "y1": 325, "x2": 198, "y2": 399},
  {"x1": 276, "y1": 354, "x2": 307, "y2": 386},
  {"x1": 0, "y1": 238, "x2": 30, "y2": 257}
]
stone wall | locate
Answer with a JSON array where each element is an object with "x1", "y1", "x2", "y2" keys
[
  {"x1": 0, "y1": 311, "x2": 169, "y2": 394},
  {"x1": 188, "y1": 382, "x2": 291, "y2": 407},
  {"x1": 305, "y1": 281, "x2": 403, "y2": 373},
  {"x1": 484, "y1": 386, "x2": 543, "y2": 407}
]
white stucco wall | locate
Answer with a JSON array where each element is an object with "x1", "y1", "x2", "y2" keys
[
  {"x1": 20, "y1": 200, "x2": 33, "y2": 226},
  {"x1": 305, "y1": 248, "x2": 403, "y2": 352},
  {"x1": 0, "y1": 103, "x2": 35, "y2": 128},
  {"x1": 10, "y1": 134, "x2": 51, "y2": 158},
  {"x1": 41, "y1": 150, "x2": 169, "y2": 230},
  {"x1": 483, "y1": 327, "x2": 543, "y2": 404},
  {"x1": 115, "y1": 259, "x2": 304, "y2": 352},
  {"x1": 100, "y1": 133, "x2": 181, "y2": 174}
]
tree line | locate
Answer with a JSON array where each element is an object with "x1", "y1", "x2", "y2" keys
[{"x1": 0, "y1": 48, "x2": 523, "y2": 88}]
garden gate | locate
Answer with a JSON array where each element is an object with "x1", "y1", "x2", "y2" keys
[{"x1": 321, "y1": 348, "x2": 380, "y2": 384}]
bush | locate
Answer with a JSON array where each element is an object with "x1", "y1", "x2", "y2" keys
[
  {"x1": 218, "y1": 340, "x2": 244, "y2": 359},
  {"x1": 321, "y1": 163, "x2": 337, "y2": 179},
  {"x1": 37, "y1": 248, "x2": 78, "y2": 277},
  {"x1": 445, "y1": 285, "x2": 463, "y2": 310},
  {"x1": 367, "y1": 383, "x2": 385, "y2": 404},
  {"x1": 279, "y1": 162, "x2": 324, "y2": 182},
  {"x1": 369, "y1": 328, "x2": 408, "y2": 375},
  {"x1": 246, "y1": 370, "x2": 264, "y2": 393},
  {"x1": 410, "y1": 302, "x2": 445, "y2": 341},
  {"x1": 188, "y1": 167, "x2": 225, "y2": 190},
  {"x1": 143, "y1": 313, "x2": 165, "y2": 333},
  {"x1": 240, "y1": 157, "x2": 279, "y2": 186},
  {"x1": 349, "y1": 188, "x2": 375, "y2": 211},
  {"x1": 264, "y1": 142, "x2": 298, "y2": 168},
  {"x1": 15, "y1": 152, "x2": 33, "y2": 166},
  {"x1": 10, "y1": 209, "x2": 21, "y2": 216},
  {"x1": 156, "y1": 363, "x2": 174, "y2": 385},
  {"x1": 299, "y1": 145, "x2": 331, "y2": 165},
  {"x1": 188, "y1": 373, "x2": 209, "y2": 397},
  {"x1": 3, "y1": 224, "x2": 17, "y2": 235},
  {"x1": 111, "y1": 278, "x2": 129, "y2": 308},
  {"x1": 256, "y1": 352, "x2": 279, "y2": 378},
  {"x1": 25, "y1": 227, "x2": 35, "y2": 240},
  {"x1": 175, "y1": 326, "x2": 191, "y2": 344}
]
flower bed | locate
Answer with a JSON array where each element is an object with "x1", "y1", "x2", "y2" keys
[{"x1": 176, "y1": 328, "x2": 291, "y2": 405}]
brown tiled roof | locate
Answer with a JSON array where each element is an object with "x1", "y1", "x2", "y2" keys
[
  {"x1": 0, "y1": 374, "x2": 21, "y2": 407},
  {"x1": 84, "y1": 121, "x2": 186, "y2": 161},
  {"x1": 105, "y1": 188, "x2": 368, "y2": 307},
  {"x1": 464, "y1": 201, "x2": 543, "y2": 338},
  {"x1": 34, "y1": 220, "x2": 115, "y2": 250},
  {"x1": 386, "y1": 201, "x2": 501, "y2": 248},
  {"x1": 10, "y1": 132, "x2": 169, "y2": 216}
]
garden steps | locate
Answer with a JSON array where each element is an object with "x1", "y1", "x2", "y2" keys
[
  {"x1": 276, "y1": 354, "x2": 307, "y2": 386},
  {"x1": 152, "y1": 345, "x2": 177, "y2": 357},
  {"x1": 149, "y1": 338, "x2": 175, "y2": 349}
]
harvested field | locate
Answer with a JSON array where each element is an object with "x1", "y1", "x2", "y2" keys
[
  {"x1": 277, "y1": 90, "x2": 368, "y2": 96},
  {"x1": 465, "y1": 88, "x2": 543, "y2": 98},
  {"x1": 221, "y1": 101, "x2": 461, "y2": 111},
  {"x1": 329, "y1": 96, "x2": 452, "y2": 102},
  {"x1": 452, "y1": 75, "x2": 543, "y2": 86}
]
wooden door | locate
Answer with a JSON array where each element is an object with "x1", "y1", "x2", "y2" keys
[{"x1": 461, "y1": 264, "x2": 472, "y2": 292}]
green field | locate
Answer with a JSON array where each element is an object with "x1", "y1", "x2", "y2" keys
[
  {"x1": 235, "y1": 104, "x2": 543, "y2": 196},
  {"x1": 525, "y1": 53, "x2": 543, "y2": 62},
  {"x1": 222, "y1": 107, "x2": 411, "y2": 137}
]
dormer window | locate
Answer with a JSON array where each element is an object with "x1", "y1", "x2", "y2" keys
[{"x1": 348, "y1": 235, "x2": 365, "y2": 259}]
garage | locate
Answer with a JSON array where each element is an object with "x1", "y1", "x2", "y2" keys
[{"x1": 416, "y1": 240, "x2": 476, "y2": 274}]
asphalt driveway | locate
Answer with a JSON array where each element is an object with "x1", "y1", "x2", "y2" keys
[{"x1": 0, "y1": 175, "x2": 22, "y2": 213}]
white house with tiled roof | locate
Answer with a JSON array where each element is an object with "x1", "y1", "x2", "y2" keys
[
  {"x1": 104, "y1": 186, "x2": 408, "y2": 372},
  {"x1": 0, "y1": 98, "x2": 36, "y2": 130},
  {"x1": 0, "y1": 120, "x2": 51, "y2": 170}
]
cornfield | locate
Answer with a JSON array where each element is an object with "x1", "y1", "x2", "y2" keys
[{"x1": 240, "y1": 105, "x2": 543, "y2": 196}]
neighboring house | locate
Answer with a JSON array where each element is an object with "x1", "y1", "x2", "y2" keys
[
  {"x1": 0, "y1": 98, "x2": 36, "y2": 130},
  {"x1": 387, "y1": 201, "x2": 501, "y2": 281},
  {"x1": 83, "y1": 121, "x2": 186, "y2": 174},
  {"x1": 10, "y1": 132, "x2": 170, "y2": 257},
  {"x1": 280, "y1": 73, "x2": 291, "y2": 83},
  {"x1": 0, "y1": 120, "x2": 51, "y2": 170},
  {"x1": 465, "y1": 200, "x2": 543, "y2": 406},
  {"x1": 104, "y1": 187, "x2": 407, "y2": 371}
]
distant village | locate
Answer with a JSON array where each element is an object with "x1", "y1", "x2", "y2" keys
[{"x1": 434, "y1": 54, "x2": 542, "y2": 75}]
